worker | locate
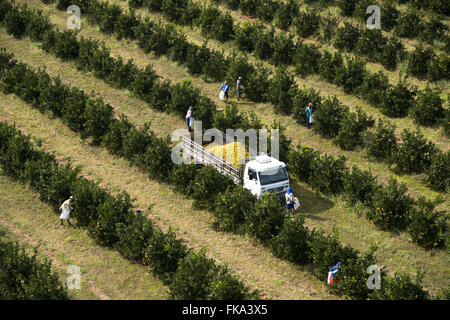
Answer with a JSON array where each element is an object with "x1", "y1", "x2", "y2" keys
[
  {"x1": 285, "y1": 187, "x2": 295, "y2": 214},
  {"x1": 186, "y1": 106, "x2": 193, "y2": 132},
  {"x1": 219, "y1": 81, "x2": 230, "y2": 102},
  {"x1": 305, "y1": 103, "x2": 313, "y2": 133},
  {"x1": 59, "y1": 196, "x2": 74, "y2": 226},
  {"x1": 327, "y1": 262, "x2": 343, "y2": 285},
  {"x1": 236, "y1": 77, "x2": 244, "y2": 101}
]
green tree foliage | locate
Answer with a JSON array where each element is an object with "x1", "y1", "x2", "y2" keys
[{"x1": 0, "y1": 240, "x2": 69, "y2": 299}]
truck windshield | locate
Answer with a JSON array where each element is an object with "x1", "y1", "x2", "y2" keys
[{"x1": 258, "y1": 168, "x2": 288, "y2": 185}]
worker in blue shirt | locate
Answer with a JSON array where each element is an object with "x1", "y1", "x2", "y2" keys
[
  {"x1": 186, "y1": 106, "x2": 193, "y2": 132},
  {"x1": 305, "y1": 103, "x2": 313, "y2": 133},
  {"x1": 219, "y1": 81, "x2": 230, "y2": 102},
  {"x1": 327, "y1": 261, "x2": 343, "y2": 285}
]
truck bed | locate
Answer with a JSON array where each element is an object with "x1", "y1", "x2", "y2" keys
[
  {"x1": 182, "y1": 134, "x2": 243, "y2": 183},
  {"x1": 204, "y1": 141, "x2": 248, "y2": 167}
]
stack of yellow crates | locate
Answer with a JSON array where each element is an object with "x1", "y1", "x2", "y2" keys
[{"x1": 204, "y1": 142, "x2": 249, "y2": 167}]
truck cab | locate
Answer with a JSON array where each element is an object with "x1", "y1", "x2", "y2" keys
[{"x1": 243, "y1": 154, "x2": 290, "y2": 198}]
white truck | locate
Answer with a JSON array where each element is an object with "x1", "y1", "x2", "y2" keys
[{"x1": 182, "y1": 132, "x2": 290, "y2": 198}]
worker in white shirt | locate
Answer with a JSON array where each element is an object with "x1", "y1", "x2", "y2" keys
[{"x1": 59, "y1": 196, "x2": 74, "y2": 226}]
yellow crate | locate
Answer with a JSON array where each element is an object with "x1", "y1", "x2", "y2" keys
[{"x1": 204, "y1": 142, "x2": 249, "y2": 167}]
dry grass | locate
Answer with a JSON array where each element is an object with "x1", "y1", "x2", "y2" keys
[
  {"x1": 320, "y1": 2, "x2": 450, "y2": 54},
  {"x1": 0, "y1": 171, "x2": 168, "y2": 300}
]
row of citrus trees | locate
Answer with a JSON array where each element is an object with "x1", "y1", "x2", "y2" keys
[
  {"x1": 287, "y1": 144, "x2": 448, "y2": 246},
  {"x1": 130, "y1": 0, "x2": 449, "y2": 80},
  {"x1": 0, "y1": 119, "x2": 260, "y2": 300},
  {"x1": 331, "y1": 23, "x2": 448, "y2": 81},
  {"x1": 276, "y1": 74, "x2": 448, "y2": 193},
  {"x1": 404, "y1": 0, "x2": 450, "y2": 15},
  {"x1": 222, "y1": 0, "x2": 449, "y2": 82},
  {"x1": 213, "y1": 0, "x2": 449, "y2": 24},
  {"x1": 315, "y1": 0, "x2": 448, "y2": 44},
  {"x1": 0, "y1": 237, "x2": 69, "y2": 299},
  {"x1": 27, "y1": 0, "x2": 449, "y2": 190},
  {"x1": 0, "y1": 49, "x2": 441, "y2": 300},
  {"x1": 330, "y1": 0, "x2": 449, "y2": 27},
  {"x1": 212, "y1": 0, "x2": 449, "y2": 42}
]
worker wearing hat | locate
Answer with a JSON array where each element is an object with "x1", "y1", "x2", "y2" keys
[
  {"x1": 219, "y1": 81, "x2": 230, "y2": 102},
  {"x1": 237, "y1": 77, "x2": 244, "y2": 101},
  {"x1": 285, "y1": 187, "x2": 295, "y2": 214},
  {"x1": 186, "y1": 106, "x2": 194, "y2": 132},
  {"x1": 305, "y1": 103, "x2": 313, "y2": 131},
  {"x1": 59, "y1": 196, "x2": 74, "y2": 226},
  {"x1": 327, "y1": 262, "x2": 343, "y2": 285}
]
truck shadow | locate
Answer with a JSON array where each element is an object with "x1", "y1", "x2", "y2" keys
[{"x1": 289, "y1": 180, "x2": 334, "y2": 222}]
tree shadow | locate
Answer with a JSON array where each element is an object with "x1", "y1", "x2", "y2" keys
[
  {"x1": 202, "y1": 78, "x2": 216, "y2": 84},
  {"x1": 289, "y1": 179, "x2": 335, "y2": 222},
  {"x1": 235, "y1": 101, "x2": 255, "y2": 106}
]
